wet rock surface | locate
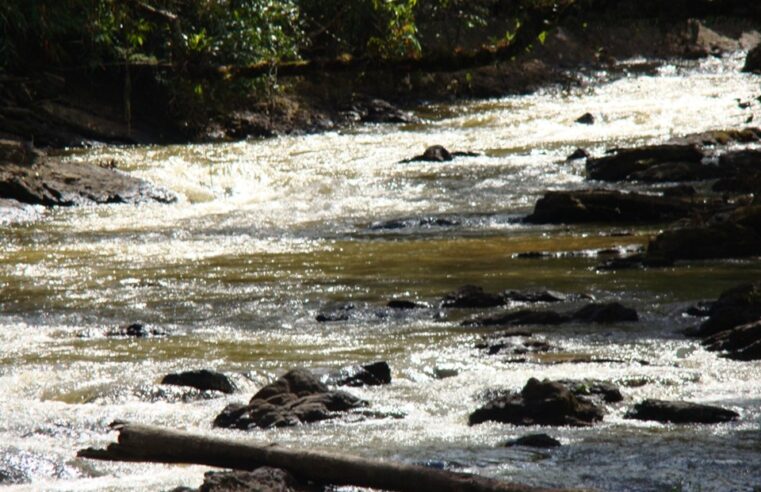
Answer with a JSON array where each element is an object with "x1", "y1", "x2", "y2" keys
[
  {"x1": 555, "y1": 379, "x2": 623, "y2": 403},
  {"x1": 387, "y1": 299, "x2": 425, "y2": 309},
  {"x1": 161, "y1": 369, "x2": 236, "y2": 394},
  {"x1": 315, "y1": 303, "x2": 355, "y2": 323},
  {"x1": 0, "y1": 158, "x2": 176, "y2": 207},
  {"x1": 400, "y1": 145, "x2": 480, "y2": 163},
  {"x1": 585, "y1": 144, "x2": 703, "y2": 182},
  {"x1": 315, "y1": 361, "x2": 392, "y2": 387},
  {"x1": 743, "y1": 43, "x2": 761, "y2": 73},
  {"x1": 469, "y1": 378, "x2": 605, "y2": 426},
  {"x1": 625, "y1": 399, "x2": 739, "y2": 424},
  {"x1": 504, "y1": 433, "x2": 561, "y2": 448},
  {"x1": 524, "y1": 190, "x2": 700, "y2": 224},
  {"x1": 702, "y1": 319, "x2": 761, "y2": 361},
  {"x1": 463, "y1": 302, "x2": 638, "y2": 328},
  {"x1": 572, "y1": 302, "x2": 639, "y2": 324},
  {"x1": 441, "y1": 285, "x2": 505, "y2": 309},
  {"x1": 105, "y1": 322, "x2": 167, "y2": 338},
  {"x1": 370, "y1": 216, "x2": 460, "y2": 230},
  {"x1": 213, "y1": 369, "x2": 366, "y2": 430},
  {"x1": 179, "y1": 467, "x2": 322, "y2": 492}
]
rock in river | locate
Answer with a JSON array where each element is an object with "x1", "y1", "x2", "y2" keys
[
  {"x1": 179, "y1": 467, "x2": 317, "y2": 492},
  {"x1": 161, "y1": 369, "x2": 236, "y2": 394},
  {"x1": 743, "y1": 43, "x2": 761, "y2": 73},
  {"x1": 572, "y1": 302, "x2": 639, "y2": 324},
  {"x1": 400, "y1": 145, "x2": 480, "y2": 163},
  {"x1": 702, "y1": 319, "x2": 761, "y2": 361},
  {"x1": 504, "y1": 433, "x2": 561, "y2": 448},
  {"x1": 625, "y1": 399, "x2": 738, "y2": 424},
  {"x1": 693, "y1": 281, "x2": 761, "y2": 337},
  {"x1": 469, "y1": 377, "x2": 605, "y2": 426},
  {"x1": 316, "y1": 361, "x2": 392, "y2": 387},
  {"x1": 441, "y1": 285, "x2": 505, "y2": 309},
  {"x1": 585, "y1": 144, "x2": 703, "y2": 182},
  {"x1": 524, "y1": 190, "x2": 698, "y2": 224},
  {"x1": 213, "y1": 368, "x2": 366, "y2": 430}
]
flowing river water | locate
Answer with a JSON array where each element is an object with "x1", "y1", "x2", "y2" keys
[{"x1": 1, "y1": 54, "x2": 761, "y2": 491}]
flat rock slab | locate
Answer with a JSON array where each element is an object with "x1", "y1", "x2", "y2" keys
[
  {"x1": 625, "y1": 399, "x2": 738, "y2": 424},
  {"x1": 213, "y1": 368, "x2": 366, "y2": 430},
  {"x1": 524, "y1": 190, "x2": 701, "y2": 224},
  {"x1": 469, "y1": 378, "x2": 604, "y2": 427},
  {"x1": 0, "y1": 159, "x2": 176, "y2": 206}
]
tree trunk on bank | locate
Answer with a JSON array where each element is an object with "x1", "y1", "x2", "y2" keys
[{"x1": 77, "y1": 421, "x2": 569, "y2": 492}]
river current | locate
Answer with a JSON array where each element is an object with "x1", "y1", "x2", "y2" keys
[{"x1": 1, "y1": 53, "x2": 760, "y2": 491}]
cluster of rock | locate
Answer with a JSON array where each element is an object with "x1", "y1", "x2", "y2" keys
[
  {"x1": 470, "y1": 378, "x2": 738, "y2": 429},
  {"x1": 688, "y1": 282, "x2": 761, "y2": 361},
  {"x1": 524, "y1": 129, "x2": 761, "y2": 266}
]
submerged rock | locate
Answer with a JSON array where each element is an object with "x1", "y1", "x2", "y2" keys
[
  {"x1": 161, "y1": 369, "x2": 236, "y2": 394},
  {"x1": 387, "y1": 299, "x2": 424, "y2": 310},
  {"x1": 504, "y1": 433, "x2": 561, "y2": 448},
  {"x1": 524, "y1": 190, "x2": 698, "y2": 224},
  {"x1": 214, "y1": 369, "x2": 366, "y2": 430},
  {"x1": 625, "y1": 399, "x2": 738, "y2": 424},
  {"x1": 105, "y1": 322, "x2": 166, "y2": 338},
  {"x1": 502, "y1": 290, "x2": 567, "y2": 303},
  {"x1": 463, "y1": 309, "x2": 570, "y2": 328},
  {"x1": 572, "y1": 302, "x2": 639, "y2": 324},
  {"x1": 370, "y1": 216, "x2": 460, "y2": 230},
  {"x1": 469, "y1": 378, "x2": 604, "y2": 426},
  {"x1": 317, "y1": 361, "x2": 392, "y2": 387},
  {"x1": 567, "y1": 148, "x2": 589, "y2": 160},
  {"x1": 441, "y1": 285, "x2": 504, "y2": 309},
  {"x1": 315, "y1": 303, "x2": 355, "y2": 323}
]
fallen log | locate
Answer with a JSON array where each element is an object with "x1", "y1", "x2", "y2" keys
[{"x1": 77, "y1": 421, "x2": 564, "y2": 492}]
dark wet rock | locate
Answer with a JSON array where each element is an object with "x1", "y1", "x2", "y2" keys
[
  {"x1": 161, "y1": 369, "x2": 236, "y2": 394},
  {"x1": 693, "y1": 282, "x2": 761, "y2": 337},
  {"x1": 469, "y1": 377, "x2": 604, "y2": 426},
  {"x1": 387, "y1": 299, "x2": 424, "y2": 309},
  {"x1": 743, "y1": 44, "x2": 761, "y2": 73},
  {"x1": 105, "y1": 322, "x2": 166, "y2": 338},
  {"x1": 625, "y1": 399, "x2": 738, "y2": 424},
  {"x1": 504, "y1": 433, "x2": 561, "y2": 448},
  {"x1": 684, "y1": 301, "x2": 713, "y2": 317},
  {"x1": 628, "y1": 161, "x2": 721, "y2": 182},
  {"x1": 0, "y1": 159, "x2": 176, "y2": 206},
  {"x1": 646, "y1": 221, "x2": 761, "y2": 261},
  {"x1": 441, "y1": 285, "x2": 504, "y2": 309},
  {"x1": 187, "y1": 467, "x2": 320, "y2": 492},
  {"x1": 0, "y1": 138, "x2": 39, "y2": 165},
  {"x1": 354, "y1": 98, "x2": 416, "y2": 124},
  {"x1": 572, "y1": 302, "x2": 639, "y2": 324},
  {"x1": 514, "y1": 251, "x2": 553, "y2": 259},
  {"x1": 213, "y1": 368, "x2": 366, "y2": 430},
  {"x1": 502, "y1": 290, "x2": 567, "y2": 303},
  {"x1": 717, "y1": 149, "x2": 761, "y2": 175},
  {"x1": 662, "y1": 184, "x2": 697, "y2": 197},
  {"x1": 315, "y1": 303, "x2": 355, "y2": 323},
  {"x1": 671, "y1": 127, "x2": 761, "y2": 147},
  {"x1": 586, "y1": 144, "x2": 703, "y2": 182},
  {"x1": 702, "y1": 320, "x2": 761, "y2": 361},
  {"x1": 524, "y1": 190, "x2": 698, "y2": 224},
  {"x1": 370, "y1": 216, "x2": 460, "y2": 230},
  {"x1": 400, "y1": 145, "x2": 480, "y2": 163},
  {"x1": 555, "y1": 379, "x2": 623, "y2": 403},
  {"x1": 712, "y1": 173, "x2": 761, "y2": 193},
  {"x1": 476, "y1": 335, "x2": 555, "y2": 357},
  {"x1": 317, "y1": 361, "x2": 391, "y2": 387},
  {"x1": 463, "y1": 309, "x2": 570, "y2": 328},
  {"x1": 575, "y1": 113, "x2": 595, "y2": 125},
  {"x1": 596, "y1": 254, "x2": 674, "y2": 271},
  {"x1": 567, "y1": 148, "x2": 589, "y2": 160}
]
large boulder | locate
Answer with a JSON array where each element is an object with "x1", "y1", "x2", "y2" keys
[
  {"x1": 625, "y1": 399, "x2": 738, "y2": 424},
  {"x1": 462, "y1": 309, "x2": 570, "y2": 328},
  {"x1": 702, "y1": 320, "x2": 761, "y2": 361},
  {"x1": 555, "y1": 379, "x2": 624, "y2": 403},
  {"x1": 743, "y1": 44, "x2": 761, "y2": 73},
  {"x1": 693, "y1": 282, "x2": 761, "y2": 337},
  {"x1": 572, "y1": 302, "x2": 639, "y2": 323},
  {"x1": 213, "y1": 369, "x2": 366, "y2": 430},
  {"x1": 646, "y1": 222, "x2": 761, "y2": 261},
  {"x1": 524, "y1": 190, "x2": 698, "y2": 224},
  {"x1": 468, "y1": 378, "x2": 605, "y2": 426},
  {"x1": 0, "y1": 159, "x2": 176, "y2": 206},
  {"x1": 585, "y1": 144, "x2": 703, "y2": 182},
  {"x1": 161, "y1": 369, "x2": 236, "y2": 394}
]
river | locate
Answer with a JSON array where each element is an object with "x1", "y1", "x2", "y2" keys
[{"x1": 1, "y1": 53, "x2": 760, "y2": 491}]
